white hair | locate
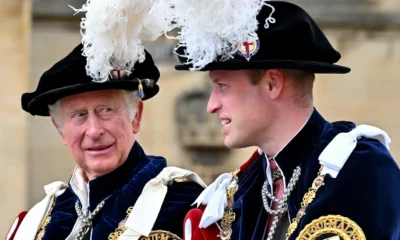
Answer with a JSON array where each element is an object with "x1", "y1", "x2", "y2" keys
[{"x1": 49, "y1": 90, "x2": 140, "y2": 132}]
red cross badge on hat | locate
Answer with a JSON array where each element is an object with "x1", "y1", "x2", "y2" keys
[
  {"x1": 237, "y1": 38, "x2": 260, "y2": 61},
  {"x1": 111, "y1": 67, "x2": 128, "y2": 79}
]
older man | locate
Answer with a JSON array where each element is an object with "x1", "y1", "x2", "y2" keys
[
  {"x1": 6, "y1": 42, "x2": 205, "y2": 240},
  {"x1": 158, "y1": 1, "x2": 400, "y2": 240},
  {"x1": 4, "y1": 0, "x2": 209, "y2": 239}
]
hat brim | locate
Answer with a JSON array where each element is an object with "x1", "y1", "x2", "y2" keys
[
  {"x1": 175, "y1": 60, "x2": 350, "y2": 74},
  {"x1": 24, "y1": 79, "x2": 159, "y2": 116}
]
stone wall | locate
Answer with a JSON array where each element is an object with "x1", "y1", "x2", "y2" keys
[
  {"x1": 0, "y1": 0, "x2": 31, "y2": 237},
  {"x1": 315, "y1": 29, "x2": 400, "y2": 160}
]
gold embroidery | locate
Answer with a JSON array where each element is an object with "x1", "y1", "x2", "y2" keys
[
  {"x1": 296, "y1": 215, "x2": 366, "y2": 240},
  {"x1": 173, "y1": 178, "x2": 190, "y2": 183},
  {"x1": 35, "y1": 215, "x2": 51, "y2": 240},
  {"x1": 139, "y1": 230, "x2": 182, "y2": 240},
  {"x1": 324, "y1": 236, "x2": 340, "y2": 240},
  {"x1": 35, "y1": 197, "x2": 58, "y2": 240},
  {"x1": 286, "y1": 166, "x2": 326, "y2": 239}
]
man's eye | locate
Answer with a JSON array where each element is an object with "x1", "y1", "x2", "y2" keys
[
  {"x1": 218, "y1": 83, "x2": 228, "y2": 89},
  {"x1": 75, "y1": 113, "x2": 85, "y2": 118},
  {"x1": 103, "y1": 108, "x2": 113, "y2": 113}
]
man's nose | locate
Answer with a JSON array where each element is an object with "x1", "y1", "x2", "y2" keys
[
  {"x1": 85, "y1": 114, "x2": 104, "y2": 139},
  {"x1": 207, "y1": 90, "x2": 221, "y2": 114}
]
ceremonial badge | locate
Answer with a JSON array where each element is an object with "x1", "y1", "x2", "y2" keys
[
  {"x1": 111, "y1": 67, "x2": 129, "y2": 79},
  {"x1": 139, "y1": 230, "x2": 182, "y2": 240},
  {"x1": 296, "y1": 215, "x2": 366, "y2": 240},
  {"x1": 236, "y1": 38, "x2": 260, "y2": 61}
]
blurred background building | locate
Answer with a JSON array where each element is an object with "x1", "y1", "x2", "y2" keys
[{"x1": 1, "y1": 0, "x2": 399, "y2": 236}]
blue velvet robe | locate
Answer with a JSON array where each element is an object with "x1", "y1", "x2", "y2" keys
[
  {"x1": 41, "y1": 142, "x2": 203, "y2": 239},
  {"x1": 231, "y1": 109, "x2": 400, "y2": 240}
]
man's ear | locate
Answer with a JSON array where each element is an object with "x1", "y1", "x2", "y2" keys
[
  {"x1": 51, "y1": 117, "x2": 67, "y2": 145},
  {"x1": 132, "y1": 101, "x2": 143, "y2": 134},
  {"x1": 265, "y1": 69, "x2": 285, "y2": 99}
]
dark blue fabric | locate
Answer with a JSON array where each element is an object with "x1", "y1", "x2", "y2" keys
[
  {"x1": 42, "y1": 141, "x2": 203, "y2": 239},
  {"x1": 231, "y1": 109, "x2": 400, "y2": 240}
]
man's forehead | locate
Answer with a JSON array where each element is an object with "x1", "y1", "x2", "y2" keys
[
  {"x1": 209, "y1": 70, "x2": 229, "y2": 82},
  {"x1": 60, "y1": 90, "x2": 123, "y2": 108},
  {"x1": 209, "y1": 70, "x2": 250, "y2": 82}
]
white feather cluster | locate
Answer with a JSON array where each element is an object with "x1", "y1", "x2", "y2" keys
[
  {"x1": 71, "y1": 0, "x2": 164, "y2": 82},
  {"x1": 152, "y1": 0, "x2": 270, "y2": 70}
]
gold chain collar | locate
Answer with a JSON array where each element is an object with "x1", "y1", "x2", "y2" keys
[
  {"x1": 218, "y1": 168, "x2": 240, "y2": 240},
  {"x1": 286, "y1": 166, "x2": 326, "y2": 239}
]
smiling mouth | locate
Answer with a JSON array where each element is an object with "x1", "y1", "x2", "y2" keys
[
  {"x1": 87, "y1": 145, "x2": 113, "y2": 151},
  {"x1": 221, "y1": 120, "x2": 231, "y2": 126}
]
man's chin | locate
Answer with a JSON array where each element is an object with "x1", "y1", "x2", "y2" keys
[
  {"x1": 85, "y1": 159, "x2": 120, "y2": 178},
  {"x1": 224, "y1": 138, "x2": 244, "y2": 149}
]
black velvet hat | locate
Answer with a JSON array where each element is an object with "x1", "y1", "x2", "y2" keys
[
  {"x1": 21, "y1": 44, "x2": 160, "y2": 116},
  {"x1": 174, "y1": 1, "x2": 350, "y2": 74}
]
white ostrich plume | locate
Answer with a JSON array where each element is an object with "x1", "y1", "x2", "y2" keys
[
  {"x1": 70, "y1": 0, "x2": 164, "y2": 83},
  {"x1": 151, "y1": 0, "x2": 273, "y2": 70}
]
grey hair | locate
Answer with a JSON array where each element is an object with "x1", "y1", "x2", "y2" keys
[{"x1": 49, "y1": 90, "x2": 140, "y2": 132}]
